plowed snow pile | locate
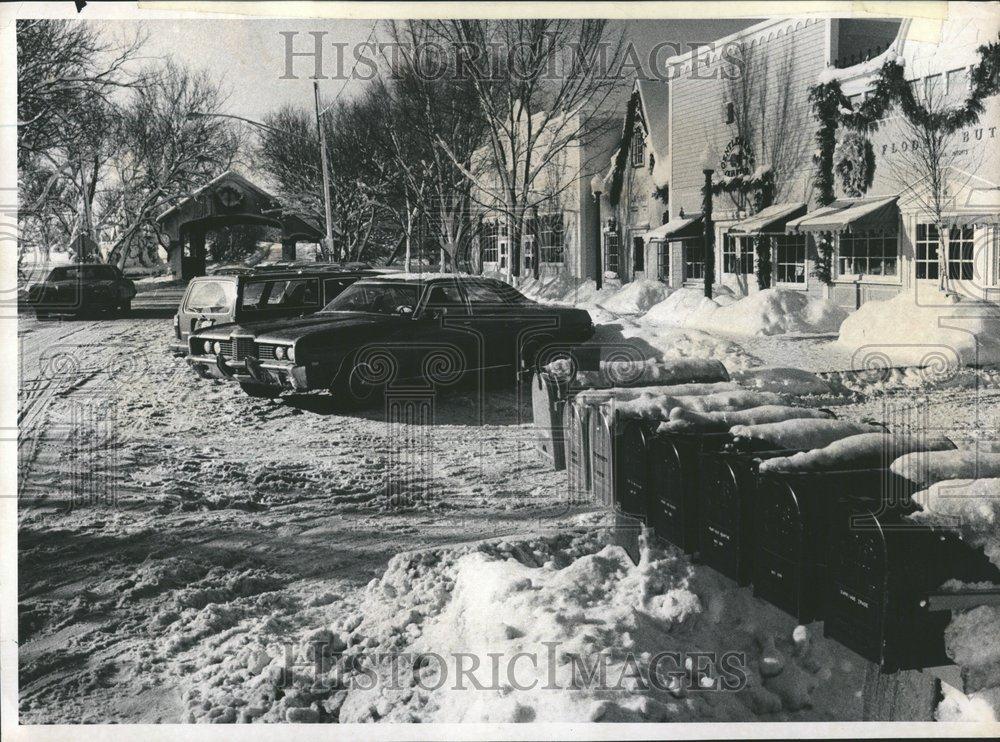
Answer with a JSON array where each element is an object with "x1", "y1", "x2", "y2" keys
[
  {"x1": 644, "y1": 288, "x2": 847, "y2": 337},
  {"x1": 838, "y1": 291, "x2": 1000, "y2": 366},
  {"x1": 597, "y1": 278, "x2": 673, "y2": 315},
  {"x1": 177, "y1": 526, "x2": 868, "y2": 723}
]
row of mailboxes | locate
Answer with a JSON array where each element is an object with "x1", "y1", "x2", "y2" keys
[{"x1": 566, "y1": 400, "x2": 1000, "y2": 672}]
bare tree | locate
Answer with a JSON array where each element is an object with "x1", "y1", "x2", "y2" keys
[
  {"x1": 882, "y1": 76, "x2": 972, "y2": 294},
  {"x1": 101, "y1": 61, "x2": 244, "y2": 268},
  {"x1": 427, "y1": 20, "x2": 625, "y2": 280},
  {"x1": 723, "y1": 40, "x2": 812, "y2": 289}
]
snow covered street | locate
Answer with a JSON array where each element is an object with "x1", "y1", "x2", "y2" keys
[{"x1": 16, "y1": 285, "x2": 1000, "y2": 724}]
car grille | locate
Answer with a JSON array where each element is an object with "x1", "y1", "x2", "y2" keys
[
  {"x1": 256, "y1": 344, "x2": 277, "y2": 361},
  {"x1": 217, "y1": 340, "x2": 234, "y2": 357},
  {"x1": 233, "y1": 336, "x2": 255, "y2": 360}
]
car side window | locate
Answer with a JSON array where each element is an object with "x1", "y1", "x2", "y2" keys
[
  {"x1": 241, "y1": 281, "x2": 267, "y2": 309},
  {"x1": 265, "y1": 279, "x2": 320, "y2": 308},
  {"x1": 323, "y1": 278, "x2": 353, "y2": 301},
  {"x1": 463, "y1": 281, "x2": 508, "y2": 306},
  {"x1": 424, "y1": 284, "x2": 469, "y2": 316}
]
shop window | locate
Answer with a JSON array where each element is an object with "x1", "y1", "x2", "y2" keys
[
  {"x1": 774, "y1": 234, "x2": 807, "y2": 284},
  {"x1": 631, "y1": 125, "x2": 645, "y2": 167},
  {"x1": 606, "y1": 230, "x2": 620, "y2": 274},
  {"x1": 948, "y1": 225, "x2": 975, "y2": 280},
  {"x1": 838, "y1": 231, "x2": 898, "y2": 277},
  {"x1": 722, "y1": 234, "x2": 753, "y2": 274},
  {"x1": 915, "y1": 223, "x2": 940, "y2": 280},
  {"x1": 632, "y1": 237, "x2": 644, "y2": 272},
  {"x1": 539, "y1": 213, "x2": 565, "y2": 264},
  {"x1": 684, "y1": 240, "x2": 705, "y2": 281}
]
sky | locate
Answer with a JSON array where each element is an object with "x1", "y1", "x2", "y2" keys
[{"x1": 124, "y1": 18, "x2": 759, "y2": 122}]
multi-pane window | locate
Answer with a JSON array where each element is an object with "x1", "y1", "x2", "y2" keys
[
  {"x1": 657, "y1": 241, "x2": 669, "y2": 282},
  {"x1": 631, "y1": 125, "x2": 645, "y2": 167},
  {"x1": 838, "y1": 231, "x2": 898, "y2": 276},
  {"x1": 684, "y1": 240, "x2": 705, "y2": 281},
  {"x1": 948, "y1": 225, "x2": 974, "y2": 280},
  {"x1": 481, "y1": 222, "x2": 506, "y2": 263},
  {"x1": 605, "y1": 230, "x2": 620, "y2": 274},
  {"x1": 722, "y1": 234, "x2": 753, "y2": 274},
  {"x1": 538, "y1": 213, "x2": 565, "y2": 263},
  {"x1": 774, "y1": 234, "x2": 807, "y2": 284},
  {"x1": 632, "y1": 237, "x2": 644, "y2": 272},
  {"x1": 915, "y1": 223, "x2": 940, "y2": 280}
]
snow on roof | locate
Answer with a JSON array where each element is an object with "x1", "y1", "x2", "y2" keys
[
  {"x1": 635, "y1": 78, "x2": 669, "y2": 168},
  {"x1": 729, "y1": 202, "x2": 807, "y2": 235},
  {"x1": 157, "y1": 170, "x2": 277, "y2": 222},
  {"x1": 644, "y1": 215, "x2": 702, "y2": 240}
]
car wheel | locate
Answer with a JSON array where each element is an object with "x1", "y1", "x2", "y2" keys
[
  {"x1": 330, "y1": 356, "x2": 382, "y2": 411},
  {"x1": 239, "y1": 382, "x2": 282, "y2": 399}
]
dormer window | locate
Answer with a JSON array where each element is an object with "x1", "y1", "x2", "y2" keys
[{"x1": 631, "y1": 124, "x2": 645, "y2": 167}]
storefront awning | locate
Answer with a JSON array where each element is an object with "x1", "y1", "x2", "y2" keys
[
  {"x1": 645, "y1": 214, "x2": 703, "y2": 241},
  {"x1": 786, "y1": 196, "x2": 899, "y2": 235},
  {"x1": 729, "y1": 202, "x2": 807, "y2": 235}
]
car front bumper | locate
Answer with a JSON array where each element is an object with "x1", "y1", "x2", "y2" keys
[{"x1": 186, "y1": 353, "x2": 315, "y2": 391}]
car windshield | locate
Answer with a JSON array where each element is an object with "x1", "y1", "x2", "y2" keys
[
  {"x1": 185, "y1": 280, "x2": 237, "y2": 314},
  {"x1": 47, "y1": 265, "x2": 117, "y2": 281},
  {"x1": 320, "y1": 282, "x2": 420, "y2": 315},
  {"x1": 239, "y1": 278, "x2": 320, "y2": 311}
]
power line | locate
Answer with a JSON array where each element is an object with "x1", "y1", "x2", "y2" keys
[{"x1": 318, "y1": 20, "x2": 379, "y2": 117}]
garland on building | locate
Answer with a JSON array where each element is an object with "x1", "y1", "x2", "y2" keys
[
  {"x1": 710, "y1": 165, "x2": 775, "y2": 212},
  {"x1": 807, "y1": 39, "x2": 1000, "y2": 284}
]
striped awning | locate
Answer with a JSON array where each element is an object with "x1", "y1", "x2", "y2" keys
[
  {"x1": 786, "y1": 196, "x2": 899, "y2": 235},
  {"x1": 729, "y1": 202, "x2": 807, "y2": 235},
  {"x1": 645, "y1": 214, "x2": 703, "y2": 241}
]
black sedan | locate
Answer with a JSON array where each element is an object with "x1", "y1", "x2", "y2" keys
[
  {"x1": 25, "y1": 263, "x2": 137, "y2": 318},
  {"x1": 187, "y1": 275, "x2": 594, "y2": 404}
]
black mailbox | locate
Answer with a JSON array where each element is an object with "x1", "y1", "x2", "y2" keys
[
  {"x1": 753, "y1": 468, "x2": 919, "y2": 624},
  {"x1": 614, "y1": 416, "x2": 657, "y2": 523},
  {"x1": 825, "y1": 506, "x2": 1000, "y2": 672},
  {"x1": 698, "y1": 446, "x2": 802, "y2": 585},
  {"x1": 647, "y1": 431, "x2": 733, "y2": 553}
]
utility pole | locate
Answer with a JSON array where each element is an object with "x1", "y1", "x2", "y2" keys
[
  {"x1": 313, "y1": 81, "x2": 336, "y2": 261},
  {"x1": 79, "y1": 153, "x2": 94, "y2": 262}
]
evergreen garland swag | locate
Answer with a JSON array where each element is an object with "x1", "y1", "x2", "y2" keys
[{"x1": 807, "y1": 39, "x2": 1000, "y2": 284}]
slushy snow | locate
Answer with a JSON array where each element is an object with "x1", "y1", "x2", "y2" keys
[{"x1": 658, "y1": 405, "x2": 833, "y2": 434}]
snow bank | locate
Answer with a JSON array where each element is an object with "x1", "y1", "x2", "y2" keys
[
  {"x1": 658, "y1": 405, "x2": 833, "y2": 434},
  {"x1": 890, "y1": 451, "x2": 1000, "y2": 487},
  {"x1": 729, "y1": 419, "x2": 881, "y2": 451},
  {"x1": 838, "y1": 291, "x2": 1000, "y2": 367},
  {"x1": 909, "y1": 478, "x2": 1000, "y2": 569},
  {"x1": 644, "y1": 288, "x2": 848, "y2": 337},
  {"x1": 597, "y1": 278, "x2": 673, "y2": 315},
  {"x1": 758, "y1": 433, "x2": 957, "y2": 474},
  {"x1": 328, "y1": 529, "x2": 868, "y2": 723}
]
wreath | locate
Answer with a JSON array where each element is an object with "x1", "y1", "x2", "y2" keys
[{"x1": 834, "y1": 131, "x2": 875, "y2": 197}]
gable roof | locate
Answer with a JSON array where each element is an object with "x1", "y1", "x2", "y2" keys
[
  {"x1": 156, "y1": 170, "x2": 279, "y2": 223},
  {"x1": 635, "y1": 78, "x2": 669, "y2": 164}
]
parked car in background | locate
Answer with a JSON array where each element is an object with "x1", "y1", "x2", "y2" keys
[
  {"x1": 171, "y1": 264, "x2": 377, "y2": 355},
  {"x1": 187, "y1": 274, "x2": 595, "y2": 403},
  {"x1": 25, "y1": 263, "x2": 136, "y2": 318}
]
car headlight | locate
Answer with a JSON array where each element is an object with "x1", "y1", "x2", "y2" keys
[
  {"x1": 275, "y1": 346, "x2": 286, "y2": 360},
  {"x1": 212, "y1": 341, "x2": 222, "y2": 354},
  {"x1": 287, "y1": 346, "x2": 295, "y2": 363},
  {"x1": 203, "y1": 340, "x2": 213, "y2": 354}
]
